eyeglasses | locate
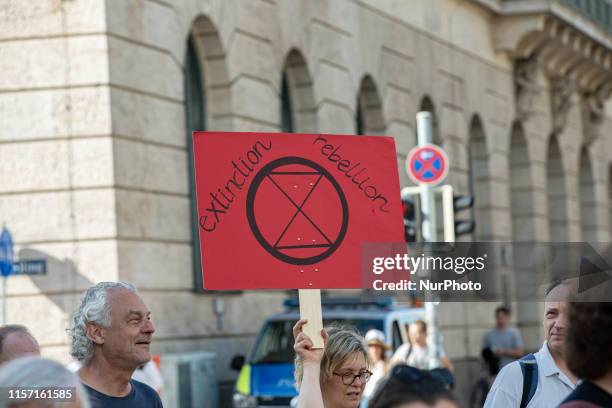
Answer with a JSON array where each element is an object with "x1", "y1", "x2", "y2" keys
[{"x1": 333, "y1": 370, "x2": 373, "y2": 385}]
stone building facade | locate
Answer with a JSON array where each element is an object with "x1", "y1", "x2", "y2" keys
[{"x1": 1, "y1": 0, "x2": 612, "y2": 405}]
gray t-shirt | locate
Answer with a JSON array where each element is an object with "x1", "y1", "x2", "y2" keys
[{"x1": 481, "y1": 328, "x2": 524, "y2": 368}]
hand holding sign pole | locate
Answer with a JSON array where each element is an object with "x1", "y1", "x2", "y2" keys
[
  {"x1": 299, "y1": 289, "x2": 324, "y2": 348},
  {"x1": 192, "y1": 132, "x2": 405, "y2": 350}
]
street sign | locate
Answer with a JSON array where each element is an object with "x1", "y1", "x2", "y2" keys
[
  {"x1": 192, "y1": 132, "x2": 405, "y2": 290},
  {"x1": 12, "y1": 260, "x2": 47, "y2": 276},
  {"x1": 406, "y1": 144, "x2": 449, "y2": 186},
  {"x1": 0, "y1": 228, "x2": 46, "y2": 277},
  {"x1": 0, "y1": 227, "x2": 47, "y2": 326},
  {"x1": 0, "y1": 228, "x2": 14, "y2": 278}
]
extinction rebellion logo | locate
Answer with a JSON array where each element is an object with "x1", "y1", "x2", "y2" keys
[{"x1": 246, "y1": 157, "x2": 349, "y2": 265}]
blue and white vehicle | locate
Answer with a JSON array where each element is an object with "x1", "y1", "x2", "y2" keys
[{"x1": 231, "y1": 297, "x2": 425, "y2": 408}]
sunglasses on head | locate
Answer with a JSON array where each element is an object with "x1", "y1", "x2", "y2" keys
[{"x1": 390, "y1": 365, "x2": 453, "y2": 389}]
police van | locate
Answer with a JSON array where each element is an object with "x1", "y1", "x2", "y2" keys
[{"x1": 230, "y1": 297, "x2": 425, "y2": 408}]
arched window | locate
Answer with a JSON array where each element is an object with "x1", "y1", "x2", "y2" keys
[
  {"x1": 509, "y1": 121, "x2": 534, "y2": 242},
  {"x1": 280, "y1": 50, "x2": 317, "y2": 133},
  {"x1": 579, "y1": 147, "x2": 597, "y2": 243},
  {"x1": 185, "y1": 36, "x2": 206, "y2": 291},
  {"x1": 184, "y1": 16, "x2": 232, "y2": 292},
  {"x1": 547, "y1": 135, "x2": 569, "y2": 242},
  {"x1": 419, "y1": 97, "x2": 441, "y2": 145},
  {"x1": 356, "y1": 97, "x2": 363, "y2": 135},
  {"x1": 280, "y1": 72, "x2": 294, "y2": 132},
  {"x1": 467, "y1": 115, "x2": 490, "y2": 240},
  {"x1": 355, "y1": 76, "x2": 384, "y2": 135}
]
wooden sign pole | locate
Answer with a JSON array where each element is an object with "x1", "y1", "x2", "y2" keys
[{"x1": 298, "y1": 288, "x2": 324, "y2": 349}]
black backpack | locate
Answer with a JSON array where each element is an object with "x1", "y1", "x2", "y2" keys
[{"x1": 519, "y1": 353, "x2": 539, "y2": 408}]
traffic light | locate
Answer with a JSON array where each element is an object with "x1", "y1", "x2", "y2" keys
[
  {"x1": 401, "y1": 195, "x2": 418, "y2": 242},
  {"x1": 453, "y1": 195, "x2": 475, "y2": 237}
]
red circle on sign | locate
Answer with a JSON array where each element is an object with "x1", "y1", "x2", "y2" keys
[{"x1": 406, "y1": 144, "x2": 449, "y2": 185}]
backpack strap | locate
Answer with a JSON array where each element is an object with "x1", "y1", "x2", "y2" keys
[{"x1": 519, "y1": 353, "x2": 538, "y2": 408}]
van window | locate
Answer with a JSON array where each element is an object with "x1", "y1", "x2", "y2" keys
[
  {"x1": 340, "y1": 319, "x2": 383, "y2": 336},
  {"x1": 250, "y1": 319, "x2": 384, "y2": 364},
  {"x1": 251, "y1": 320, "x2": 294, "y2": 364}
]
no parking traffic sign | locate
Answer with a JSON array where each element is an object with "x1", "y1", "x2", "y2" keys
[{"x1": 406, "y1": 144, "x2": 449, "y2": 186}]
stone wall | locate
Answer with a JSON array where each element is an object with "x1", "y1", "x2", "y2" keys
[{"x1": 0, "y1": 0, "x2": 115, "y2": 362}]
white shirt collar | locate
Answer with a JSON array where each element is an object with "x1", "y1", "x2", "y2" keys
[
  {"x1": 537, "y1": 341, "x2": 576, "y2": 388},
  {"x1": 537, "y1": 341, "x2": 559, "y2": 377}
]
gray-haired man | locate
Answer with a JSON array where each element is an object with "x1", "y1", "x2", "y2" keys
[{"x1": 70, "y1": 282, "x2": 162, "y2": 407}]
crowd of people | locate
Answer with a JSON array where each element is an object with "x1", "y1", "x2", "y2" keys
[
  {"x1": 293, "y1": 317, "x2": 458, "y2": 408},
  {"x1": 0, "y1": 279, "x2": 610, "y2": 407},
  {"x1": 293, "y1": 281, "x2": 612, "y2": 408},
  {"x1": 0, "y1": 282, "x2": 162, "y2": 408}
]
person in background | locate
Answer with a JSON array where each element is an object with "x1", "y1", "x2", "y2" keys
[
  {"x1": 0, "y1": 325, "x2": 39, "y2": 365},
  {"x1": 0, "y1": 356, "x2": 90, "y2": 408},
  {"x1": 69, "y1": 281, "x2": 163, "y2": 408},
  {"x1": 361, "y1": 329, "x2": 390, "y2": 407},
  {"x1": 481, "y1": 305, "x2": 524, "y2": 373},
  {"x1": 368, "y1": 364, "x2": 459, "y2": 408},
  {"x1": 391, "y1": 320, "x2": 454, "y2": 372},
  {"x1": 558, "y1": 302, "x2": 612, "y2": 408},
  {"x1": 293, "y1": 319, "x2": 371, "y2": 408}
]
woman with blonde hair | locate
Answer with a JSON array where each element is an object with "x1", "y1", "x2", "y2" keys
[{"x1": 293, "y1": 319, "x2": 371, "y2": 408}]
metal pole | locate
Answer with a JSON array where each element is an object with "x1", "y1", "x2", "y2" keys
[
  {"x1": 416, "y1": 111, "x2": 440, "y2": 368},
  {"x1": 440, "y1": 185, "x2": 456, "y2": 243},
  {"x1": 416, "y1": 112, "x2": 437, "y2": 241},
  {"x1": 1, "y1": 277, "x2": 6, "y2": 325}
]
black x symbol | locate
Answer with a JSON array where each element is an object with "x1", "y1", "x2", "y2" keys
[{"x1": 266, "y1": 172, "x2": 332, "y2": 249}]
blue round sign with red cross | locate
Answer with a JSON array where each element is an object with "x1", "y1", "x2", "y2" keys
[{"x1": 406, "y1": 144, "x2": 449, "y2": 185}]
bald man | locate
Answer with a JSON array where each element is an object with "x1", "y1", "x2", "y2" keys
[{"x1": 0, "y1": 324, "x2": 40, "y2": 365}]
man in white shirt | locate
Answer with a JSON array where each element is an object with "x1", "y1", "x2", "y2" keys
[
  {"x1": 484, "y1": 281, "x2": 578, "y2": 407},
  {"x1": 391, "y1": 320, "x2": 454, "y2": 372}
]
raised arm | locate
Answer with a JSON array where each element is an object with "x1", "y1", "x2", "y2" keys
[{"x1": 293, "y1": 319, "x2": 328, "y2": 408}]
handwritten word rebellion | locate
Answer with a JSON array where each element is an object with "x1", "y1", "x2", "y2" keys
[
  {"x1": 312, "y1": 136, "x2": 389, "y2": 212},
  {"x1": 199, "y1": 140, "x2": 272, "y2": 232}
]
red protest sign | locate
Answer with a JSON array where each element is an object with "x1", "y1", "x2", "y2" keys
[{"x1": 192, "y1": 132, "x2": 404, "y2": 289}]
